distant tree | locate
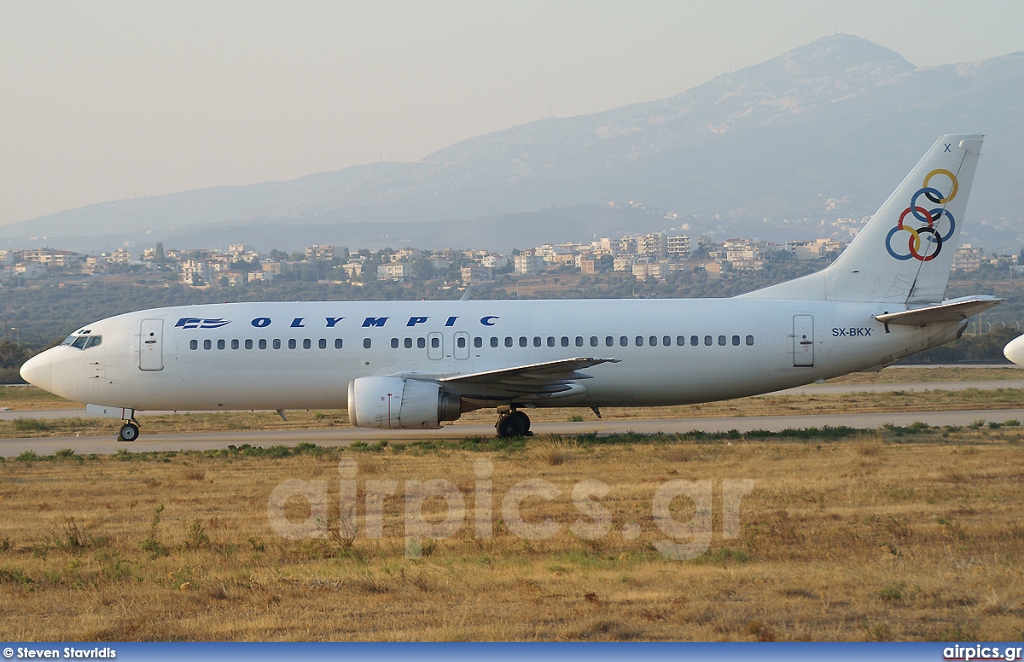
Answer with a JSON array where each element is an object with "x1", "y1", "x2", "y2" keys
[
  {"x1": 154, "y1": 242, "x2": 166, "y2": 264},
  {"x1": 0, "y1": 340, "x2": 30, "y2": 369},
  {"x1": 269, "y1": 249, "x2": 288, "y2": 261}
]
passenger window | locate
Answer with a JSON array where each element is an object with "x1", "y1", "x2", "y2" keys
[
  {"x1": 231, "y1": 339, "x2": 239, "y2": 349},
  {"x1": 691, "y1": 335, "x2": 699, "y2": 346},
  {"x1": 303, "y1": 339, "x2": 311, "y2": 349},
  {"x1": 217, "y1": 339, "x2": 226, "y2": 350},
  {"x1": 746, "y1": 335, "x2": 754, "y2": 346},
  {"x1": 547, "y1": 336, "x2": 555, "y2": 347},
  {"x1": 86, "y1": 336, "x2": 102, "y2": 349},
  {"x1": 204, "y1": 340, "x2": 212, "y2": 350},
  {"x1": 560, "y1": 337, "x2": 569, "y2": 347},
  {"x1": 288, "y1": 339, "x2": 297, "y2": 349},
  {"x1": 649, "y1": 336, "x2": 658, "y2": 347},
  {"x1": 457, "y1": 336, "x2": 467, "y2": 349},
  {"x1": 718, "y1": 335, "x2": 726, "y2": 346},
  {"x1": 590, "y1": 336, "x2": 598, "y2": 347},
  {"x1": 474, "y1": 337, "x2": 482, "y2": 348},
  {"x1": 490, "y1": 337, "x2": 499, "y2": 348},
  {"x1": 363, "y1": 338, "x2": 372, "y2": 349},
  {"x1": 190, "y1": 340, "x2": 198, "y2": 350},
  {"x1": 677, "y1": 336, "x2": 685, "y2": 346},
  {"x1": 619, "y1": 336, "x2": 628, "y2": 347},
  {"x1": 533, "y1": 336, "x2": 541, "y2": 347},
  {"x1": 636, "y1": 336, "x2": 644, "y2": 347},
  {"x1": 704, "y1": 336, "x2": 712, "y2": 346},
  {"x1": 259, "y1": 339, "x2": 267, "y2": 349},
  {"x1": 405, "y1": 338, "x2": 413, "y2": 349},
  {"x1": 273, "y1": 339, "x2": 281, "y2": 349},
  {"x1": 519, "y1": 337, "x2": 527, "y2": 348},
  {"x1": 418, "y1": 338, "x2": 426, "y2": 349},
  {"x1": 732, "y1": 335, "x2": 740, "y2": 346},
  {"x1": 431, "y1": 337, "x2": 440, "y2": 349},
  {"x1": 663, "y1": 336, "x2": 671, "y2": 347},
  {"x1": 505, "y1": 337, "x2": 513, "y2": 348},
  {"x1": 335, "y1": 339, "x2": 343, "y2": 349},
  {"x1": 245, "y1": 339, "x2": 253, "y2": 350},
  {"x1": 606, "y1": 336, "x2": 614, "y2": 347},
  {"x1": 319, "y1": 339, "x2": 327, "y2": 349},
  {"x1": 391, "y1": 338, "x2": 399, "y2": 349},
  {"x1": 576, "y1": 336, "x2": 584, "y2": 347}
]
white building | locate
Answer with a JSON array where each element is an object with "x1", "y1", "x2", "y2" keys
[{"x1": 514, "y1": 254, "x2": 546, "y2": 275}]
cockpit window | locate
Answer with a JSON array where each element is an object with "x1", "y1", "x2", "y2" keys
[{"x1": 68, "y1": 335, "x2": 102, "y2": 350}]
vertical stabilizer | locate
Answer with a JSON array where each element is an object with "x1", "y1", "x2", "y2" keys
[{"x1": 742, "y1": 134, "x2": 983, "y2": 303}]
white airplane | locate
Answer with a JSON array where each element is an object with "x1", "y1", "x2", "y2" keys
[
  {"x1": 21, "y1": 134, "x2": 999, "y2": 441},
  {"x1": 1004, "y1": 335, "x2": 1024, "y2": 366}
]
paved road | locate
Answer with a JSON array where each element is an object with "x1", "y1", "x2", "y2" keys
[{"x1": 3, "y1": 407, "x2": 1022, "y2": 458}]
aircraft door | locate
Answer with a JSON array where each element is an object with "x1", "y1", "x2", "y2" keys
[
  {"x1": 453, "y1": 332, "x2": 470, "y2": 360},
  {"x1": 427, "y1": 332, "x2": 444, "y2": 360},
  {"x1": 139, "y1": 319, "x2": 164, "y2": 371},
  {"x1": 793, "y1": 315, "x2": 814, "y2": 367}
]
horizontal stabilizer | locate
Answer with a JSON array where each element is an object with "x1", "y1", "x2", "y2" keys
[{"x1": 874, "y1": 295, "x2": 1001, "y2": 326}]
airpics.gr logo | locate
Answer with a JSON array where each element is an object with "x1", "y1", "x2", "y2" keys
[
  {"x1": 174, "y1": 317, "x2": 231, "y2": 330},
  {"x1": 885, "y1": 168, "x2": 959, "y2": 262}
]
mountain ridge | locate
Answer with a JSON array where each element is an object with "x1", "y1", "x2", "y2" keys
[{"x1": 3, "y1": 34, "x2": 1022, "y2": 252}]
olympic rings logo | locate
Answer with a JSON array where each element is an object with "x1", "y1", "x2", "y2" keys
[{"x1": 884, "y1": 168, "x2": 959, "y2": 261}]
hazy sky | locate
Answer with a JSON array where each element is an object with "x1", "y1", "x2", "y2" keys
[{"x1": 2, "y1": 0, "x2": 1023, "y2": 226}]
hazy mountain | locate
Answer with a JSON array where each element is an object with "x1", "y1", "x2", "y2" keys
[{"x1": 3, "y1": 34, "x2": 1022, "y2": 253}]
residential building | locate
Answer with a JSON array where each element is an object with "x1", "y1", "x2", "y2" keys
[
  {"x1": 392, "y1": 248, "x2": 423, "y2": 262},
  {"x1": 514, "y1": 254, "x2": 546, "y2": 275},
  {"x1": 666, "y1": 235, "x2": 691, "y2": 257},
  {"x1": 953, "y1": 244, "x2": 983, "y2": 272},
  {"x1": 637, "y1": 233, "x2": 667, "y2": 258},
  {"x1": 378, "y1": 263, "x2": 407, "y2": 280},
  {"x1": 481, "y1": 254, "x2": 508, "y2": 269},
  {"x1": 461, "y1": 266, "x2": 494, "y2": 283},
  {"x1": 180, "y1": 260, "x2": 209, "y2": 286}
]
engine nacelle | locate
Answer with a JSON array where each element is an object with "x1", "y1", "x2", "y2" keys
[{"x1": 347, "y1": 376, "x2": 462, "y2": 429}]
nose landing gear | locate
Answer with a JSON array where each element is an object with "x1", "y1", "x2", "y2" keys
[{"x1": 118, "y1": 420, "x2": 140, "y2": 442}]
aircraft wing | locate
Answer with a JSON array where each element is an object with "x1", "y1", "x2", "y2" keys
[
  {"x1": 438, "y1": 357, "x2": 620, "y2": 385},
  {"x1": 874, "y1": 295, "x2": 1002, "y2": 327},
  {"x1": 391, "y1": 357, "x2": 619, "y2": 399}
]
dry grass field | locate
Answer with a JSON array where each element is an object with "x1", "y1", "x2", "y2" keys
[{"x1": 1, "y1": 427, "x2": 1023, "y2": 641}]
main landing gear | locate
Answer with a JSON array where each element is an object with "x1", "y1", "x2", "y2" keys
[
  {"x1": 117, "y1": 419, "x2": 140, "y2": 442},
  {"x1": 496, "y1": 410, "x2": 531, "y2": 438}
]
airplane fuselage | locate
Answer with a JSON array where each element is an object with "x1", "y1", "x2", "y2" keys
[{"x1": 31, "y1": 298, "x2": 960, "y2": 413}]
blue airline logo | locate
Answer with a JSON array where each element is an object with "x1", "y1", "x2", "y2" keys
[
  {"x1": 175, "y1": 315, "x2": 500, "y2": 330},
  {"x1": 174, "y1": 318, "x2": 232, "y2": 329}
]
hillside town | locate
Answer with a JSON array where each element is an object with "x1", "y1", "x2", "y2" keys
[{"x1": 0, "y1": 232, "x2": 1018, "y2": 288}]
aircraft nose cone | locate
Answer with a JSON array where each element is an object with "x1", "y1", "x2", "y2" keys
[
  {"x1": 19, "y1": 351, "x2": 54, "y2": 393},
  {"x1": 1004, "y1": 335, "x2": 1024, "y2": 367}
]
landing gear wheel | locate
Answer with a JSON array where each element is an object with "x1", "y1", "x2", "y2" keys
[
  {"x1": 496, "y1": 411, "x2": 530, "y2": 438},
  {"x1": 118, "y1": 423, "x2": 140, "y2": 442},
  {"x1": 509, "y1": 410, "x2": 532, "y2": 435}
]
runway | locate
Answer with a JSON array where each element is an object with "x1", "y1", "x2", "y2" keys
[
  {"x1": 5, "y1": 378, "x2": 1024, "y2": 422},
  {"x1": 3, "y1": 406, "x2": 1023, "y2": 458}
]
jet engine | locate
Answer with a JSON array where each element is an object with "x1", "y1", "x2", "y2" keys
[{"x1": 347, "y1": 376, "x2": 462, "y2": 429}]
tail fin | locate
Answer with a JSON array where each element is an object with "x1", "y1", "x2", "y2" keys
[{"x1": 742, "y1": 134, "x2": 983, "y2": 304}]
